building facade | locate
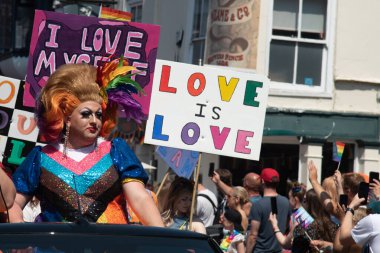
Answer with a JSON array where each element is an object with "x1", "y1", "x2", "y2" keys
[
  {"x1": 1, "y1": 0, "x2": 380, "y2": 193},
  {"x1": 118, "y1": 0, "x2": 380, "y2": 191}
]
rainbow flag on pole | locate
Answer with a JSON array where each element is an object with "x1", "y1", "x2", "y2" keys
[
  {"x1": 99, "y1": 6, "x2": 132, "y2": 22},
  {"x1": 333, "y1": 141, "x2": 345, "y2": 162}
]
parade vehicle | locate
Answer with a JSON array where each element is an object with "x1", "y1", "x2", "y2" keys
[{"x1": 0, "y1": 221, "x2": 223, "y2": 253}]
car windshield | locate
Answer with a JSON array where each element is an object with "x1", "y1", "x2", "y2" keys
[{"x1": 0, "y1": 233, "x2": 216, "y2": 253}]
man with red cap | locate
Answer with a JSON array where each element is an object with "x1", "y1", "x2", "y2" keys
[{"x1": 246, "y1": 168, "x2": 291, "y2": 253}]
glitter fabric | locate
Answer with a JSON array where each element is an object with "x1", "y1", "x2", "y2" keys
[{"x1": 12, "y1": 138, "x2": 148, "y2": 223}]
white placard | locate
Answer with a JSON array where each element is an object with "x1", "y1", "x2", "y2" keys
[{"x1": 145, "y1": 60, "x2": 269, "y2": 161}]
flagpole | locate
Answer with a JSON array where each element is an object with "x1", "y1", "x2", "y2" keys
[
  {"x1": 336, "y1": 160, "x2": 342, "y2": 171},
  {"x1": 189, "y1": 152, "x2": 202, "y2": 230},
  {"x1": 156, "y1": 168, "x2": 170, "y2": 197}
]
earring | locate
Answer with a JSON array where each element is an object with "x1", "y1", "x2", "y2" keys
[{"x1": 63, "y1": 125, "x2": 70, "y2": 158}]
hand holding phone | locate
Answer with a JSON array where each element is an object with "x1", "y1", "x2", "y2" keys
[
  {"x1": 369, "y1": 171, "x2": 380, "y2": 184},
  {"x1": 339, "y1": 194, "x2": 348, "y2": 207},
  {"x1": 358, "y1": 182, "x2": 369, "y2": 204},
  {"x1": 208, "y1": 163, "x2": 215, "y2": 177},
  {"x1": 271, "y1": 197, "x2": 278, "y2": 215}
]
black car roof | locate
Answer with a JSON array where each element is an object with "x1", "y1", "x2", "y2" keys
[{"x1": 0, "y1": 222, "x2": 208, "y2": 239}]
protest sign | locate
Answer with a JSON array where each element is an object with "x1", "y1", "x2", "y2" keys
[
  {"x1": 145, "y1": 60, "x2": 269, "y2": 161},
  {"x1": 24, "y1": 10, "x2": 160, "y2": 119},
  {"x1": 156, "y1": 146, "x2": 199, "y2": 179},
  {"x1": 0, "y1": 76, "x2": 45, "y2": 170}
]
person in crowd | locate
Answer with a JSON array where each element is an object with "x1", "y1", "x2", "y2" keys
[
  {"x1": 211, "y1": 168, "x2": 234, "y2": 223},
  {"x1": 161, "y1": 177, "x2": 206, "y2": 234},
  {"x1": 212, "y1": 171, "x2": 261, "y2": 224},
  {"x1": 308, "y1": 160, "x2": 344, "y2": 222},
  {"x1": 9, "y1": 61, "x2": 163, "y2": 226},
  {"x1": 243, "y1": 173, "x2": 262, "y2": 204},
  {"x1": 339, "y1": 194, "x2": 378, "y2": 252},
  {"x1": 220, "y1": 209, "x2": 245, "y2": 253},
  {"x1": 246, "y1": 168, "x2": 291, "y2": 253},
  {"x1": 196, "y1": 174, "x2": 218, "y2": 227},
  {"x1": 274, "y1": 189, "x2": 338, "y2": 253},
  {"x1": 268, "y1": 182, "x2": 305, "y2": 250},
  {"x1": 270, "y1": 188, "x2": 338, "y2": 253},
  {"x1": 369, "y1": 178, "x2": 380, "y2": 212},
  {"x1": 227, "y1": 186, "x2": 249, "y2": 231},
  {"x1": 342, "y1": 173, "x2": 365, "y2": 204},
  {"x1": 0, "y1": 163, "x2": 16, "y2": 213}
]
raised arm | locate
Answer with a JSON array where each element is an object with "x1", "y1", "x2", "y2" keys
[
  {"x1": 339, "y1": 194, "x2": 364, "y2": 246},
  {"x1": 308, "y1": 160, "x2": 339, "y2": 217},
  {"x1": 211, "y1": 171, "x2": 232, "y2": 196}
]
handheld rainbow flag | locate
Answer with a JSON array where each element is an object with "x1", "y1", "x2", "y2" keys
[{"x1": 333, "y1": 141, "x2": 345, "y2": 162}]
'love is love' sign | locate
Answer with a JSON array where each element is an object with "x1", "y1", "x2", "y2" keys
[{"x1": 145, "y1": 60, "x2": 269, "y2": 161}]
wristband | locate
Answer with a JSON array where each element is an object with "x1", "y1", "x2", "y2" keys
[
  {"x1": 274, "y1": 230, "x2": 281, "y2": 234},
  {"x1": 346, "y1": 207, "x2": 354, "y2": 215}
]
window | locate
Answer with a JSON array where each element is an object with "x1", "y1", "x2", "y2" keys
[
  {"x1": 129, "y1": 1, "x2": 142, "y2": 23},
  {"x1": 191, "y1": 0, "x2": 209, "y2": 65},
  {"x1": 268, "y1": 0, "x2": 335, "y2": 96}
]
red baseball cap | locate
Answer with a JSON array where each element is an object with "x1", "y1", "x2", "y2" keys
[{"x1": 260, "y1": 168, "x2": 280, "y2": 183}]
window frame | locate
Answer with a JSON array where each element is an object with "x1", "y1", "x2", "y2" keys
[
  {"x1": 128, "y1": 0, "x2": 143, "y2": 23},
  {"x1": 191, "y1": 0, "x2": 210, "y2": 65},
  {"x1": 266, "y1": 0, "x2": 337, "y2": 98}
]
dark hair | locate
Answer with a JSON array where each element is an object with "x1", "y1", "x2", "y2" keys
[
  {"x1": 304, "y1": 189, "x2": 334, "y2": 241},
  {"x1": 264, "y1": 181, "x2": 279, "y2": 189},
  {"x1": 224, "y1": 209, "x2": 243, "y2": 232},
  {"x1": 216, "y1": 168, "x2": 232, "y2": 186},
  {"x1": 290, "y1": 181, "x2": 306, "y2": 203}
]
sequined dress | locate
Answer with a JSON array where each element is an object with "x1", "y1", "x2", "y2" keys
[{"x1": 13, "y1": 138, "x2": 147, "y2": 223}]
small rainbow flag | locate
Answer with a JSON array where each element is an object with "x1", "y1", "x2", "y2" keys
[
  {"x1": 99, "y1": 6, "x2": 132, "y2": 22},
  {"x1": 333, "y1": 141, "x2": 345, "y2": 162}
]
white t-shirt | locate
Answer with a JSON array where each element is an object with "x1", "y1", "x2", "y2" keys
[
  {"x1": 196, "y1": 188, "x2": 218, "y2": 227},
  {"x1": 23, "y1": 200, "x2": 41, "y2": 222},
  {"x1": 351, "y1": 214, "x2": 380, "y2": 253},
  {"x1": 227, "y1": 233, "x2": 244, "y2": 253}
]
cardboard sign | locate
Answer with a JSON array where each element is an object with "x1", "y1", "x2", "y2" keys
[
  {"x1": 156, "y1": 146, "x2": 199, "y2": 179},
  {"x1": 0, "y1": 76, "x2": 45, "y2": 170},
  {"x1": 25, "y1": 10, "x2": 160, "y2": 117},
  {"x1": 145, "y1": 60, "x2": 269, "y2": 161}
]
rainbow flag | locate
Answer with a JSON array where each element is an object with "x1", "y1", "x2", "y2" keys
[
  {"x1": 333, "y1": 141, "x2": 345, "y2": 162},
  {"x1": 99, "y1": 6, "x2": 132, "y2": 22}
]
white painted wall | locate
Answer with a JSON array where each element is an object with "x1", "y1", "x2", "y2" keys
[
  {"x1": 334, "y1": 0, "x2": 380, "y2": 84},
  {"x1": 143, "y1": 0, "x2": 195, "y2": 63}
]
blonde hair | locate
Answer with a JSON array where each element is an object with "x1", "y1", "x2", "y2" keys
[
  {"x1": 233, "y1": 186, "x2": 249, "y2": 206},
  {"x1": 161, "y1": 177, "x2": 194, "y2": 226}
]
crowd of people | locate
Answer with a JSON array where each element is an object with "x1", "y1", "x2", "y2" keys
[{"x1": 0, "y1": 61, "x2": 379, "y2": 253}]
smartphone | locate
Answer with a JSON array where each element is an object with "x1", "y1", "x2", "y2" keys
[
  {"x1": 369, "y1": 171, "x2": 380, "y2": 184},
  {"x1": 358, "y1": 182, "x2": 370, "y2": 204},
  {"x1": 339, "y1": 194, "x2": 348, "y2": 207},
  {"x1": 271, "y1": 197, "x2": 278, "y2": 215},
  {"x1": 208, "y1": 163, "x2": 215, "y2": 177}
]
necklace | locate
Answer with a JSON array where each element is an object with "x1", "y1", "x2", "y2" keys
[{"x1": 220, "y1": 229, "x2": 239, "y2": 251}]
